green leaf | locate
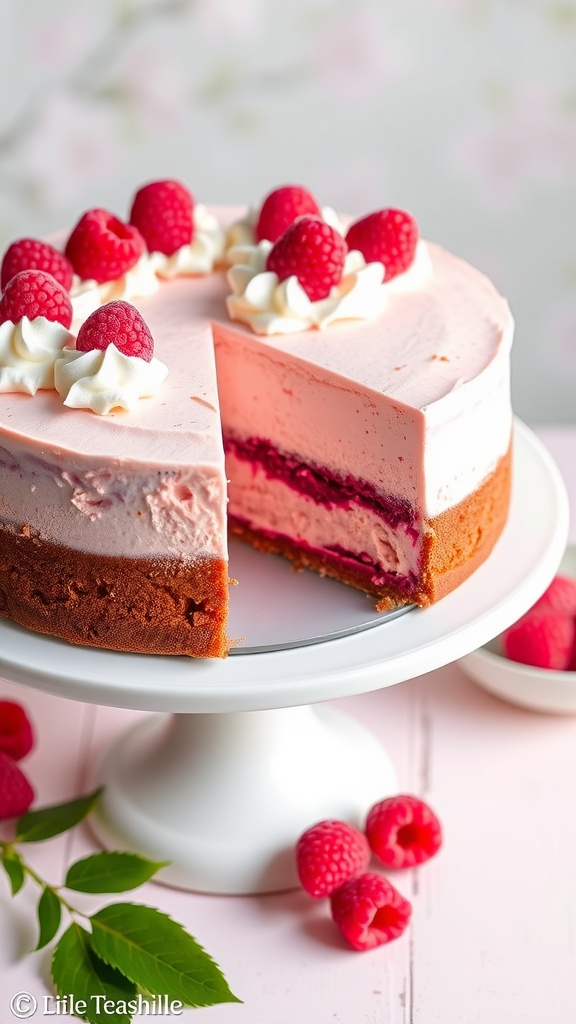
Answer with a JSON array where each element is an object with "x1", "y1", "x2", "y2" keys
[
  {"x1": 65, "y1": 852, "x2": 168, "y2": 894},
  {"x1": 52, "y1": 921, "x2": 136, "y2": 1024},
  {"x1": 90, "y1": 903, "x2": 241, "y2": 1008},
  {"x1": 16, "y1": 788, "x2": 102, "y2": 843},
  {"x1": 1, "y1": 848, "x2": 25, "y2": 895},
  {"x1": 35, "y1": 887, "x2": 62, "y2": 950}
]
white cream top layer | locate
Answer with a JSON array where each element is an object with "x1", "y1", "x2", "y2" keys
[{"x1": 0, "y1": 207, "x2": 513, "y2": 556}]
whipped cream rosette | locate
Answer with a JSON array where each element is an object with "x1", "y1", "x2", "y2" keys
[
  {"x1": 226, "y1": 243, "x2": 384, "y2": 334},
  {"x1": 54, "y1": 344, "x2": 168, "y2": 415},
  {"x1": 225, "y1": 239, "x2": 433, "y2": 336},
  {"x1": 0, "y1": 316, "x2": 75, "y2": 395}
]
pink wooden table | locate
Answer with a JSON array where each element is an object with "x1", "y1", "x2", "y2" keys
[{"x1": 1, "y1": 426, "x2": 576, "y2": 1023}]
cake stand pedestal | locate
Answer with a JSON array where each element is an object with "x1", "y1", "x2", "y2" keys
[
  {"x1": 0, "y1": 422, "x2": 568, "y2": 893},
  {"x1": 92, "y1": 704, "x2": 396, "y2": 893}
]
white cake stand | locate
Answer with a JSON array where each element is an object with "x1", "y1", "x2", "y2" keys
[{"x1": 0, "y1": 421, "x2": 568, "y2": 893}]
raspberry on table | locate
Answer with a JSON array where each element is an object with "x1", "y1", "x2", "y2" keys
[
  {"x1": 0, "y1": 270, "x2": 73, "y2": 329},
  {"x1": 129, "y1": 179, "x2": 194, "y2": 257},
  {"x1": 501, "y1": 611, "x2": 575, "y2": 670},
  {"x1": 75, "y1": 300, "x2": 155, "y2": 363},
  {"x1": 365, "y1": 794, "x2": 443, "y2": 869},
  {"x1": 330, "y1": 871, "x2": 412, "y2": 951},
  {"x1": 65, "y1": 208, "x2": 145, "y2": 284},
  {"x1": 255, "y1": 185, "x2": 322, "y2": 244},
  {"x1": 1, "y1": 238, "x2": 74, "y2": 293},
  {"x1": 266, "y1": 216, "x2": 347, "y2": 302},
  {"x1": 0, "y1": 701, "x2": 34, "y2": 762},
  {"x1": 345, "y1": 209, "x2": 418, "y2": 282},
  {"x1": 0, "y1": 751, "x2": 35, "y2": 821},
  {"x1": 296, "y1": 819, "x2": 370, "y2": 899}
]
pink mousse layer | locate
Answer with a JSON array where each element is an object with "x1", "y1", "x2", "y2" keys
[
  {"x1": 225, "y1": 450, "x2": 423, "y2": 587},
  {"x1": 225, "y1": 434, "x2": 418, "y2": 529},
  {"x1": 230, "y1": 514, "x2": 419, "y2": 597}
]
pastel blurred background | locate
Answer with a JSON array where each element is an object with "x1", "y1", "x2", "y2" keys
[{"x1": 1, "y1": 0, "x2": 575, "y2": 423}]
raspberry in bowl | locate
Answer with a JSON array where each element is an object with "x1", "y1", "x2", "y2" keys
[{"x1": 459, "y1": 542, "x2": 576, "y2": 713}]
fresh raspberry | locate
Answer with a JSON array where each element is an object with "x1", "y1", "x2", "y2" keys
[
  {"x1": 0, "y1": 270, "x2": 73, "y2": 329},
  {"x1": 255, "y1": 185, "x2": 321, "y2": 244},
  {"x1": 345, "y1": 209, "x2": 418, "y2": 282},
  {"x1": 1, "y1": 238, "x2": 74, "y2": 293},
  {"x1": 296, "y1": 819, "x2": 370, "y2": 899},
  {"x1": 365, "y1": 795, "x2": 443, "y2": 869},
  {"x1": 0, "y1": 751, "x2": 34, "y2": 821},
  {"x1": 266, "y1": 216, "x2": 346, "y2": 302},
  {"x1": 65, "y1": 208, "x2": 145, "y2": 284},
  {"x1": 530, "y1": 575, "x2": 576, "y2": 618},
  {"x1": 75, "y1": 300, "x2": 154, "y2": 362},
  {"x1": 330, "y1": 872, "x2": 412, "y2": 951},
  {"x1": 501, "y1": 612, "x2": 575, "y2": 670},
  {"x1": 0, "y1": 702, "x2": 34, "y2": 762},
  {"x1": 129, "y1": 179, "x2": 194, "y2": 257}
]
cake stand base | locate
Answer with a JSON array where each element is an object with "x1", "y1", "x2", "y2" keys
[{"x1": 90, "y1": 704, "x2": 396, "y2": 894}]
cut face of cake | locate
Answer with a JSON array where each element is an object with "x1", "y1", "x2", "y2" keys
[
  {"x1": 0, "y1": 196, "x2": 514, "y2": 658},
  {"x1": 215, "y1": 238, "x2": 513, "y2": 610}
]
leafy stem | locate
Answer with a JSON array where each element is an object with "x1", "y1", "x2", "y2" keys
[
  {"x1": 1, "y1": 790, "x2": 240, "y2": 1023},
  {"x1": 1, "y1": 841, "x2": 71, "y2": 907}
]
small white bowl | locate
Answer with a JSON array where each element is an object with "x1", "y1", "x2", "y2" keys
[{"x1": 459, "y1": 541, "x2": 576, "y2": 714}]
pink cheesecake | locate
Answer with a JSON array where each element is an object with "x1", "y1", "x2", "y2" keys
[{"x1": 0, "y1": 200, "x2": 513, "y2": 658}]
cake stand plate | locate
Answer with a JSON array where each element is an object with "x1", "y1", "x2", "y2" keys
[{"x1": 0, "y1": 421, "x2": 569, "y2": 892}]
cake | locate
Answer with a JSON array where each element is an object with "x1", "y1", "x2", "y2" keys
[{"x1": 0, "y1": 183, "x2": 513, "y2": 658}]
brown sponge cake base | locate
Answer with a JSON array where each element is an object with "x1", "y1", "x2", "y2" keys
[
  {"x1": 0, "y1": 526, "x2": 230, "y2": 658},
  {"x1": 421, "y1": 442, "x2": 512, "y2": 604},
  {"x1": 230, "y1": 444, "x2": 512, "y2": 610}
]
